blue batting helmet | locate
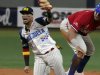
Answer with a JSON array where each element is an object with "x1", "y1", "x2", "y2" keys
[{"x1": 95, "y1": 3, "x2": 100, "y2": 14}]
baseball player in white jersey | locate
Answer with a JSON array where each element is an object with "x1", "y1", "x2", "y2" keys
[{"x1": 19, "y1": 1, "x2": 65, "y2": 75}]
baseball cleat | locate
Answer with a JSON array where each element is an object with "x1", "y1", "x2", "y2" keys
[{"x1": 74, "y1": 71, "x2": 84, "y2": 75}]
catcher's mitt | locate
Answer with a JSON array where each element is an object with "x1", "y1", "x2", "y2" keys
[{"x1": 39, "y1": 0, "x2": 52, "y2": 10}]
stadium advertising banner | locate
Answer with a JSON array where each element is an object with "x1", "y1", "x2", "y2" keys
[
  {"x1": 0, "y1": 7, "x2": 17, "y2": 27},
  {"x1": 18, "y1": 7, "x2": 93, "y2": 28}
]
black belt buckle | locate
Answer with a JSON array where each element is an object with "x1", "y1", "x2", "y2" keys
[
  {"x1": 45, "y1": 48, "x2": 54, "y2": 54},
  {"x1": 51, "y1": 48, "x2": 54, "y2": 51}
]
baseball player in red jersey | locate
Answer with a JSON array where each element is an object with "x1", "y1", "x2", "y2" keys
[{"x1": 60, "y1": 3, "x2": 100, "y2": 75}]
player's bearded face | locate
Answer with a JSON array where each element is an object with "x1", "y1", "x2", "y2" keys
[
  {"x1": 22, "y1": 14, "x2": 33, "y2": 25},
  {"x1": 94, "y1": 12, "x2": 100, "y2": 21}
]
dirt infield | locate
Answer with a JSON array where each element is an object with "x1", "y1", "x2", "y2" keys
[{"x1": 0, "y1": 69, "x2": 100, "y2": 75}]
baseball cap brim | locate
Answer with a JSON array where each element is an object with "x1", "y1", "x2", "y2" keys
[{"x1": 20, "y1": 11, "x2": 33, "y2": 15}]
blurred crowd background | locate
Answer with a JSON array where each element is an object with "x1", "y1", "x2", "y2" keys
[{"x1": 0, "y1": 0, "x2": 100, "y2": 8}]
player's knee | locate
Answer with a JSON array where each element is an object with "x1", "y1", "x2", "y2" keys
[
  {"x1": 77, "y1": 50, "x2": 85, "y2": 59},
  {"x1": 75, "y1": 46, "x2": 86, "y2": 59}
]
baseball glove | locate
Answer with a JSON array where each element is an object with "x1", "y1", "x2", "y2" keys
[{"x1": 39, "y1": 0, "x2": 52, "y2": 10}]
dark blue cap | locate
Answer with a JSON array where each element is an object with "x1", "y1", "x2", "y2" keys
[{"x1": 20, "y1": 7, "x2": 33, "y2": 15}]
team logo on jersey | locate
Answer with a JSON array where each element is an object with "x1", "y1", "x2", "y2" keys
[
  {"x1": 31, "y1": 29, "x2": 45, "y2": 38},
  {"x1": 73, "y1": 22, "x2": 78, "y2": 27},
  {"x1": 27, "y1": 28, "x2": 45, "y2": 41}
]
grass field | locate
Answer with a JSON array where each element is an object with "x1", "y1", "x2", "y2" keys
[{"x1": 0, "y1": 28, "x2": 100, "y2": 71}]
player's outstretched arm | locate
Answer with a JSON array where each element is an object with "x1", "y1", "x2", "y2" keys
[
  {"x1": 39, "y1": 0, "x2": 52, "y2": 11},
  {"x1": 39, "y1": 0, "x2": 53, "y2": 22}
]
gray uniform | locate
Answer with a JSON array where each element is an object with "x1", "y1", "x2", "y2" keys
[{"x1": 82, "y1": 35, "x2": 95, "y2": 56}]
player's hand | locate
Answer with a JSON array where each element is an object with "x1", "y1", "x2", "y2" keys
[
  {"x1": 24, "y1": 66, "x2": 30, "y2": 73},
  {"x1": 39, "y1": 0, "x2": 53, "y2": 10}
]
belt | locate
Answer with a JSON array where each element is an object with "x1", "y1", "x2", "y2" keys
[
  {"x1": 44, "y1": 48, "x2": 54, "y2": 54},
  {"x1": 36, "y1": 48, "x2": 54, "y2": 55}
]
